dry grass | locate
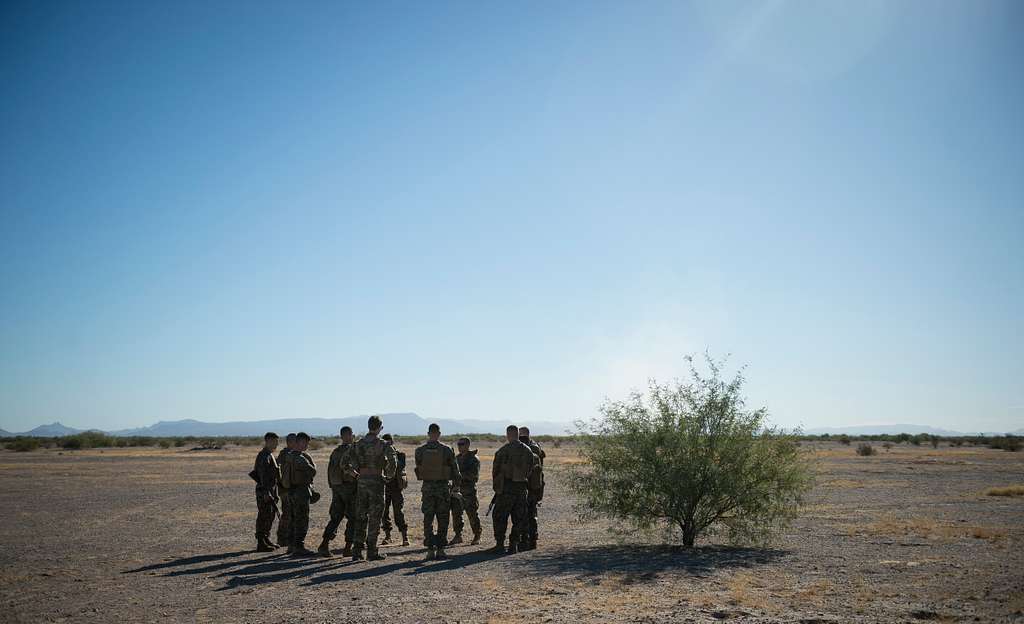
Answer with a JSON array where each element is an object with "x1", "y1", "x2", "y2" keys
[
  {"x1": 848, "y1": 516, "x2": 1008, "y2": 542},
  {"x1": 984, "y1": 485, "x2": 1024, "y2": 497}
]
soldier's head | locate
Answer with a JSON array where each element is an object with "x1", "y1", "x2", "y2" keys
[
  {"x1": 382, "y1": 433, "x2": 394, "y2": 446},
  {"x1": 457, "y1": 437, "x2": 471, "y2": 454},
  {"x1": 506, "y1": 425, "x2": 519, "y2": 443},
  {"x1": 367, "y1": 415, "x2": 383, "y2": 435},
  {"x1": 295, "y1": 432, "x2": 311, "y2": 452},
  {"x1": 518, "y1": 426, "x2": 531, "y2": 443},
  {"x1": 286, "y1": 433, "x2": 297, "y2": 450},
  {"x1": 427, "y1": 423, "x2": 441, "y2": 441},
  {"x1": 263, "y1": 432, "x2": 279, "y2": 451},
  {"x1": 339, "y1": 426, "x2": 353, "y2": 444}
]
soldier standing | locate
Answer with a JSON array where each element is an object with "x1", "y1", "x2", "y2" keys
[
  {"x1": 518, "y1": 426, "x2": 545, "y2": 550},
  {"x1": 380, "y1": 433, "x2": 410, "y2": 546},
  {"x1": 251, "y1": 432, "x2": 280, "y2": 552},
  {"x1": 288, "y1": 432, "x2": 317, "y2": 556},
  {"x1": 345, "y1": 415, "x2": 397, "y2": 561},
  {"x1": 276, "y1": 433, "x2": 297, "y2": 550},
  {"x1": 318, "y1": 426, "x2": 358, "y2": 557},
  {"x1": 449, "y1": 437, "x2": 482, "y2": 546},
  {"x1": 414, "y1": 423, "x2": 461, "y2": 560},
  {"x1": 490, "y1": 424, "x2": 538, "y2": 554}
]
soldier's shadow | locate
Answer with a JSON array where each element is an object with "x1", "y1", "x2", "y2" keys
[
  {"x1": 302, "y1": 548, "x2": 494, "y2": 585},
  {"x1": 124, "y1": 550, "x2": 254, "y2": 574}
]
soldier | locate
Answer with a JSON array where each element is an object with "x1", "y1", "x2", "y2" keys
[
  {"x1": 518, "y1": 426, "x2": 545, "y2": 550},
  {"x1": 414, "y1": 423, "x2": 461, "y2": 560},
  {"x1": 380, "y1": 433, "x2": 410, "y2": 547},
  {"x1": 490, "y1": 424, "x2": 538, "y2": 554},
  {"x1": 288, "y1": 432, "x2": 318, "y2": 556},
  {"x1": 251, "y1": 432, "x2": 280, "y2": 552},
  {"x1": 276, "y1": 433, "x2": 297, "y2": 550},
  {"x1": 449, "y1": 437, "x2": 482, "y2": 546},
  {"x1": 345, "y1": 415, "x2": 397, "y2": 561},
  {"x1": 318, "y1": 426, "x2": 358, "y2": 557}
]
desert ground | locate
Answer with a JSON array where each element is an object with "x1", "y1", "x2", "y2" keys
[{"x1": 1, "y1": 441, "x2": 1021, "y2": 623}]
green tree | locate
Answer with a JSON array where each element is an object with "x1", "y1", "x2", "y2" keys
[{"x1": 568, "y1": 354, "x2": 813, "y2": 547}]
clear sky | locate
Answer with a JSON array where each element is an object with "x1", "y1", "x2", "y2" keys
[{"x1": 1, "y1": 1, "x2": 1022, "y2": 434}]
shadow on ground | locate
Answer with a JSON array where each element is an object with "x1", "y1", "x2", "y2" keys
[{"x1": 509, "y1": 544, "x2": 786, "y2": 580}]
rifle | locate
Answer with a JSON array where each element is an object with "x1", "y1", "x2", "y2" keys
[{"x1": 485, "y1": 494, "x2": 497, "y2": 517}]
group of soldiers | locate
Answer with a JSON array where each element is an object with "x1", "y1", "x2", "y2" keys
[{"x1": 251, "y1": 416, "x2": 545, "y2": 562}]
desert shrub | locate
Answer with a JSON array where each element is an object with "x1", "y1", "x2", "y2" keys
[
  {"x1": 174, "y1": 439, "x2": 186, "y2": 447},
  {"x1": 839, "y1": 434, "x2": 851, "y2": 446},
  {"x1": 568, "y1": 354, "x2": 813, "y2": 547},
  {"x1": 158, "y1": 439, "x2": 172, "y2": 449},
  {"x1": 930, "y1": 437, "x2": 939, "y2": 449},
  {"x1": 987, "y1": 436, "x2": 1021, "y2": 452},
  {"x1": 307, "y1": 439, "x2": 324, "y2": 451},
  {"x1": 896, "y1": 433, "x2": 911, "y2": 444},
  {"x1": 856, "y1": 443, "x2": 877, "y2": 456},
  {"x1": 9, "y1": 438, "x2": 41, "y2": 452},
  {"x1": 882, "y1": 442, "x2": 893, "y2": 451},
  {"x1": 984, "y1": 485, "x2": 1024, "y2": 497}
]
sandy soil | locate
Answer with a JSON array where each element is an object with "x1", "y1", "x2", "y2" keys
[{"x1": 1, "y1": 441, "x2": 1022, "y2": 623}]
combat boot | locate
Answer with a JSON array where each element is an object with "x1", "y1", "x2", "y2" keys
[
  {"x1": 435, "y1": 547, "x2": 448, "y2": 560},
  {"x1": 400, "y1": 529, "x2": 410, "y2": 546},
  {"x1": 341, "y1": 542, "x2": 353, "y2": 557},
  {"x1": 489, "y1": 540, "x2": 505, "y2": 555},
  {"x1": 380, "y1": 531, "x2": 392, "y2": 545},
  {"x1": 292, "y1": 543, "x2": 315, "y2": 557},
  {"x1": 448, "y1": 532, "x2": 463, "y2": 545},
  {"x1": 425, "y1": 547, "x2": 436, "y2": 561},
  {"x1": 351, "y1": 548, "x2": 365, "y2": 561},
  {"x1": 471, "y1": 530, "x2": 481, "y2": 545},
  {"x1": 506, "y1": 541, "x2": 520, "y2": 555},
  {"x1": 317, "y1": 538, "x2": 332, "y2": 558},
  {"x1": 367, "y1": 549, "x2": 386, "y2": 561},
  {"x1": 286, "y1": 543, "x2": 296, "y2": 555},
  {"x1": 256, "y1": 534, "x2": 274, "y2": 552}
]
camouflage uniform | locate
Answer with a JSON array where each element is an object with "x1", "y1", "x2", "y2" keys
[
  {"x1": 345, "y1": 434, "x2": 397, "y2": 558},
  {"x1": 381, "y1": 449, "x2": 408, "y2": 540},
  {"x1": 253, "y1": 448, "x2": 280, "y2": 547},
  {"x1": 520, "y1": 437, "x2": 545, "y2": 549},
  {"x1": 320, "y1": 442, "x2": 358, "y2": 552},
  {"x1": 451, "y1": 449, "x2": 481, "y2": 540},
  {"x1": 289, "y1": 451, "x2": 317, "y2": 550},
  {"x1": 491, "y1": 439, "x2": 538, "y2": 552},
  {"x1": 414, "y1": 440, "x2": 461, "y2": 551},
  {"x1": 275, "y1": 448, "x2": 293, "y2": 547}
]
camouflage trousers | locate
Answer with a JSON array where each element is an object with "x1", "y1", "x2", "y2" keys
[
  {"x1": 420, "y1": 480, "x2": 451, "y2": 548},
  {"x1": 254, "y1": 491, "x2": 277, "y2": 539},
  {"x1": 524, "y1": 490, "x2": 541, "y2": 546},
  {"x1": 289, "y1": 488, "x2": 311, "y2": 547},
  {"x1": 352, "y1": 477, "x2": 386, "y2": 552},
  {"x1": 381, "y1": 481, "x2": 408, "y2": 534},
  {"x1": 451, "y1": 486, "x2": 481, "y2": 537},
  {"x1": 492, "y1": 481, "x2": 528, "y2": 545},
  {"x1": 276, "y1": 488, "x2": 292, "y2": 546},
  {"x1": 322, "y1": 483, "x2": 357, "y2": 544}
]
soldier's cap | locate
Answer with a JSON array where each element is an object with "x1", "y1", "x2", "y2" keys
[
  {"x1": 457, "y1": 437, "x2": 471, "y2": 446},
  {"x1": 381, "y1": 433, "x2": 393, "y2": 442}
]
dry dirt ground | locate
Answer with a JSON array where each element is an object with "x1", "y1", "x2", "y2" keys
[{"x1": 1, "y1": 441, "x2": 1022, "y2": 623}]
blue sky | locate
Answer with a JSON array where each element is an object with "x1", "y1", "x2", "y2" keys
[{"x1": 1, "y1": 1, "x2": 1021, "y2": 434}]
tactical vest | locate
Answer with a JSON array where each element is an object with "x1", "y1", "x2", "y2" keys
[
  {"x1": 417, "y1": 444, "x2": 450, "y2": 481},
  {"x1": 357, "y1": 438, "x2": 387, "y2": 478},
  {"x1": 328, "y1": 444, "x2": 354, "y2": 486},
  {"x1": 500, "y1": 443, "x2": 532, "y2": 482}
]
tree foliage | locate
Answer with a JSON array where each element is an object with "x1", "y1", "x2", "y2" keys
[{"x1": 568, "y1": 354, "x2": 813, "y2": 547}]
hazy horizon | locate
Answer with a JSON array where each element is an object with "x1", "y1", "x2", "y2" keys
[{"x1": 2, "y1": 2, "x2": 1022, "y2": 434}]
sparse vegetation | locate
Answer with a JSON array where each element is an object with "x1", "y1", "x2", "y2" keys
[
  {"x1": 984, "y1": 485, "x2": 1024, "y2": 497},
  {"x1": 882, "y1": 442, "x2": 893, "y2": 451},
  {"x1": 856, "y1": 443, "x2": 877, "y2": 456},
  {"x1": 7, "y1": 437, "x2": 41, "y2": 452},
  {"x1": 569, "y1": 354, "x2": 814, "y2": 547},
  {"x1": 839, "y1": 434, "x2": 851, "y2": 446}
]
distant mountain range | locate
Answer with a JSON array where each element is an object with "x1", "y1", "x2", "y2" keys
[
  {"x1": 804, "y1": 424, "x2": 1023, "y2": 437},
  {"x1": 2, "y1": 419, "x2": 1019, "y2": 438},
  {"x1": 1, "y1": 413, "x2": 576, "y2": 438}
]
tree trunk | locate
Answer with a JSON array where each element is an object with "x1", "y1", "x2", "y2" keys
[{"x1": 681, "y1": 521, "x2": 696, "y2": 547}]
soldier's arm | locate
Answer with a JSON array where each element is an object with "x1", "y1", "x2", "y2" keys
[
  {"x1": 384, "y1": 445, "x2": 398, "y2": 480},
  {"x1": 466, "y1": 456, "x2": 480, "y2": 484},
  {"x1": 448, "y1": 447, "x2": 462, "y2": 486},
  {"x1": 492, "y1": 448, "x2": 503, "y2": 492},
  {"x1": 413, "y1": 446, "x2": 423, "y2": 480}
]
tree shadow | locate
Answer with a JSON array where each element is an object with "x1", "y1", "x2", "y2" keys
[
  {"x1": 124, "y1": 550, "x2": 253, "y2": 573},
  {"x1": 509, "y1": 544, "x2": 785, "y2": 580}
]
